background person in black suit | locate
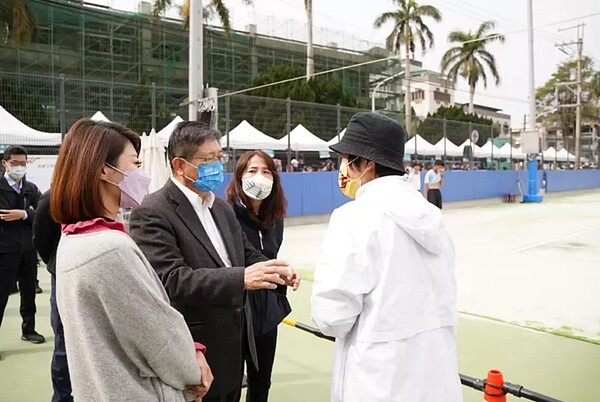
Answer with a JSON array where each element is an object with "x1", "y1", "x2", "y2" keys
[
  {"x1": 226, "y1": 150, "x2": 300, "y2": 402},
  {"x1": 33, "y1": 190, "x2": 73, "y2": 402},
  {"x1": 0, "y1": 146, "x2": 45, "y2": 350},
  {"x1": 129, "y1": 121, "x2": 299, "y2": 402}
]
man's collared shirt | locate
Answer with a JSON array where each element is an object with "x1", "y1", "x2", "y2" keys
[
  {"x1": 170, "y1": 177, "x2": 232, "y2": 267},
  {"x1": 3, "y1": 172, "x2": 27, "y2": 220}
]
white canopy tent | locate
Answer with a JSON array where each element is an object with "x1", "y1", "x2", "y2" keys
[
  {"x1": 495, "y1": 143, "x2": 516, "y2": 159},
  {"x1": 431, "y1": 138, "x2": 462, "y2": 157},
  {"x1": 90, "y1": 111, "x2": 110, "y2": 122},
  {"x1": 510, "y1": 145, "x2": 526, "y2": 160},
  {"x1": 476, "y1": 140, "x2": 503, "y2": 159},
  {"x1": 327, "y1": 128, "x2": 346, "y2": 146},
  {"x1": 221, "y1": 120, "x2": 286, "y2": 150},
  {"x1": 157, "y1": 115, "x2": 184, "y2": 147},
  {"x1": 542, "y1": 147, "x2": 557, "y2": 161},
  {"x1": 278, "y1": 124, "x2": 330, "y2": 152},
  {"x1": 0, "y1": 105, "x2": 61, "y2": 146},
  {"x1": 141, "y1": 129, "x2": 169, "y2": 193},
  {"x1": 404, "y1": 134, "x2": 436, "y2": 155},
  {"x1": 555, "y1": 148, "x2": 576, "y2": 162}
]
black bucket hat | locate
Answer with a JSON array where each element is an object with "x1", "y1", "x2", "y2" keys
[{"x1": 329, "y1": 112, "x2": 406, "y2": 171}]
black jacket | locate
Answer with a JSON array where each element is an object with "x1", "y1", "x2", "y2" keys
[
  {"x1": 232, "y1": 200, "x2": 292, "y2": 337},
  {"x1": 33, "y1": 191, "x2": 61, "y2": 275},
  {"x1": 129, "y1": 180, "x2": 266, "y2": 398},
  {"x1": 0, "y1": 175, "x2": 40, "y2": 253}
]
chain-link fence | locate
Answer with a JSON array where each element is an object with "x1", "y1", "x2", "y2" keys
[{"x1": 1, "y1": 70, "x2": 518, "y2": 170}]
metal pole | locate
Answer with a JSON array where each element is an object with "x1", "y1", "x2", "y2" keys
[
  {"x1": 468, "y1": 121, "x2": 473, "y2": 170},
  {"x1": 188, "y1": 0, "x2": 203, "y2": 121},
  {"x1": 151, "y1": 82, "x2": 157, "y2": 130},
  {"x1": 490, "y1": 125, "x2": 494, "y2": 169},
  {"x1": 527, "y1": 0, "x2": 536, "y2": 132},
  {"x1": 225, "y1": 93, "x2": 230, "y2": 153},
  {"x1": 286, "y1": 97, "x2": 291, "y2": 170},
  {"x1": 510, "y1": 129, "x2": 513, "y2": 169},
  {"x1": 336, "y1": 103, "x2": 341, "y2": 141},
  {"x1": 443, "y1": 118, "x2": 447, "y2": 161},
  {"x1": 522, "y1": 0, "x2": 543, "y2": 203},
  {"x1": 59, "y1": 74, "x2": 66, "y2": 141},
  {"x1": 574, "y1": 25, "x2": 584, "y2": 169}
]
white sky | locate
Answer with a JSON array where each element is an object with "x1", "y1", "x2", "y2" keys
[{"x1": 91, "y1": 0, "x2": 600, "y2": 128}]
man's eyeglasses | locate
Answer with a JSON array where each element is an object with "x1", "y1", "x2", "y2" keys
[{"x1": 197, "y1": 153, "x2": 229, "y2": 165}]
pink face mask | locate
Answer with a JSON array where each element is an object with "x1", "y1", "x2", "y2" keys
[{"x1": 104, "y1": 164, "x2": 151, "y2": 209}]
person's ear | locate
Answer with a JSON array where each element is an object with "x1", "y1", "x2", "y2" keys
[
  {"x1": 171, "y1": 158, "x2": 185, "y2": 176},
  {"x1": 99, "y1": 164, "x2": 111, "y2": 181}
]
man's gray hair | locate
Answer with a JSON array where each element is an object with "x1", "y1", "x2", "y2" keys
[{"x1": 167, "y1": 121, "x2": 222, "y2": 165}]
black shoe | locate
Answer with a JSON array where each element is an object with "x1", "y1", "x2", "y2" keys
[
  {"x1": 36, "y1": 285, "x2": 43, "y2": 294},
  {"x1": 21, "y1": 332, "x2": 45, "y2": 344}
]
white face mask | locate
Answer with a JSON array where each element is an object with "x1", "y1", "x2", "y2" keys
[
  {"x1": 8, "y1": 166, "x2": 26, "y2": 181},
  {"x1": 242, "y1": 174, "x2": 273, "y2": 200}
]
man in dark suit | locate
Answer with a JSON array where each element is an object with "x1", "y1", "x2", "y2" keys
[
  {"x1": 0, "y1": 146, "x2": 45, "y2": 352},
  {"x1": 129, "y1": 121, "x2": 297, "y2": 402},
  {"x1": 33, "y1": 190, "x2": 73, "y2": 401}
]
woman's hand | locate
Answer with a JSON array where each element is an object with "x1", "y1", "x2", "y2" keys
[
  {"x1": 282, "y1": 270, "x2": 302, "y2": 291},
  {"x1": 186, "y1": 350, "x2": 213, "y2": 400}
]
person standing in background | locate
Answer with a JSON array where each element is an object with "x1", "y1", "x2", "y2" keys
[
  {"x1": 407, "y1": 162, "x2": 422, "y2": 191},
  {"x1": 226, "y1": 150, "x2": 300, "y2": 402},
  {"x1": 33, "y1": 190, "x2": 73, "y2": 401},
  {"x1": 424, "y1": 160, "x2": 445, "y2": 209},
  {"x1": 0, "y1": 146, "x2": 45, "y2": 354}
]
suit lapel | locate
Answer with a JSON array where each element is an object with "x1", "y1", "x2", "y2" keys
[
  {"x1": 166, "y1": 180, "x2": 225, "y2": 267},
  {"x1": 210, "y1": 201, "x2": 240, "y2": 266}
]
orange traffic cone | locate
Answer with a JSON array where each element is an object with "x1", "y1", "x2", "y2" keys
[{"x1": 484, "y1": 370, "x2": 506, "y2": 402}]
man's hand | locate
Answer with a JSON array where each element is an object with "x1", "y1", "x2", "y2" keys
[
  {"x1": 186, "y1": 350, "x2": 213, "y2": 401},
  {"x1": 0, "y1": 209, "x2": 26, "y2": 222},
  {"x1": 244, "y1": 260, "x2": 292, "y2": 290},
  {"x1": 282, "y1": 271, "x2": 301, "y2": 291}
]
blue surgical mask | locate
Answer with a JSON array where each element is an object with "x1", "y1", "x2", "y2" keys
[{"x1": 183, "y1": 159, "x2": 224, "y2": 193}]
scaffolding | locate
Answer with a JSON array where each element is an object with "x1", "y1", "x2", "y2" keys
[{"x1": 0, "y1": 0, "x2": 399, "y2": 123}]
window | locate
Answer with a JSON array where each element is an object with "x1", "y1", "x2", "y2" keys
[
  {"x1": 434, "y1": 89, "x2": 451, "y2": 103},
  {"x1": 411, "y1": 89, "x2": 425, "y2": 101}
]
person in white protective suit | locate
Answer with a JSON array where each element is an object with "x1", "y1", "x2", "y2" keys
[{"x1": 311, "y1": 112, "x2": 462, "y2": 402}]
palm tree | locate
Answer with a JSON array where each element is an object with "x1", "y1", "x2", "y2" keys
[
  {"x1": 153, "y1": 0, "x2": 252, "y2": 33},
  {"x1": 305, "y1": 0, "x2": 314, "y2": 81},
  {"x1": 374, "y1": 0, "x2": 441, "y2": 136},
  {"x1": 0, "y1": 0, "x2": 35, "y2": 46},
  {"x1": 440, "y1": 21, "x2": 504, "y2": 114}
]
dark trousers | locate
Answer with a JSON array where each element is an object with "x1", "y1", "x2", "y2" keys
[
  {"x1": 50, "y1": 275, "x2": 73, "y2": 402},
  {"x1": 0, "y1": 251, "x2": 38, "y2": 334},
  {"x1": 246, "y1": 327, "x2": 278, "y2": 402},
  {"x1": 427, "y1": 188, "x2": 443, "y2": 209}
]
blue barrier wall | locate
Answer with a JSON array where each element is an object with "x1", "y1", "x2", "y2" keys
[{"x1": 214, "y1": 170, "x2": 599, "y2": 217}]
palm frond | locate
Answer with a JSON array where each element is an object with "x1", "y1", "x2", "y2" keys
[
  {"x1": 448, "y1": 30, "x2": 472, "y2": 44},
  {"x1": 211, "y1": 0, "x2": 232, "y2": 34},
  {"x1": 373, "y1": 12, "x2": 398, "y2": 28},
  {"x1": 152, "y1": 0, "x2": 172, "y2": 20},
  {"x1": 10, "y1": 0, "x2": 34, "y2": 45},
  {"x1": 415, "y1": 4, "x2": 442, "y2": 22},
  {"x1": 475, "y1": 20, "x2": 496, "y2": 38}
]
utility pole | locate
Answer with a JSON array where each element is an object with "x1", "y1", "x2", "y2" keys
[
  {"x1": 188, "y1": 0, "x2": 203, "y2": 121},
  {"x1": 555, "y1": 23, "x2": 584, "y2": 169}
]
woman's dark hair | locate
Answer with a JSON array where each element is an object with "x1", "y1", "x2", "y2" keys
[
  {"x1": 348, "y1": 155, "x2": 405, "y2": 177},
  {"x1": 50, "y1": 119, "x2": 140, "y2": 224},
  {"x1": 226, "y1": 150, "x2": 287, "y2": 229}
]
